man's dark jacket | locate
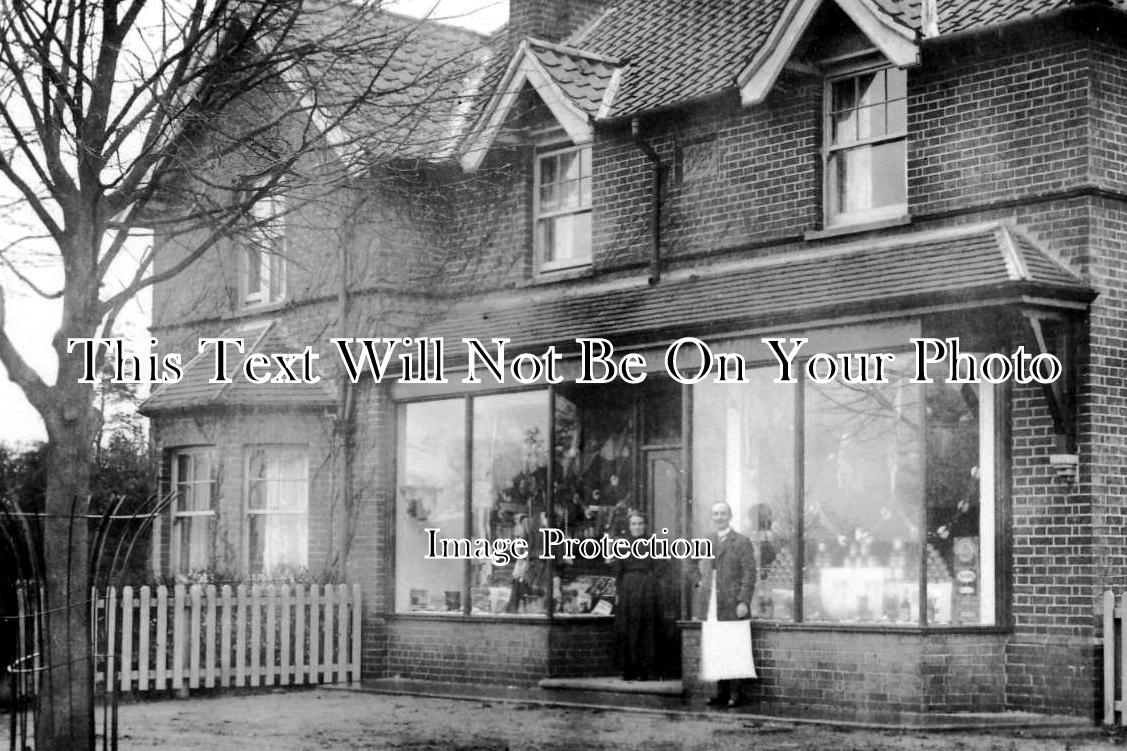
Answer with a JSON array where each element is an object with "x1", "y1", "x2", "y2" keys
[{"x1": 697, "y1": 529, "x2": 756, "y2": 620}]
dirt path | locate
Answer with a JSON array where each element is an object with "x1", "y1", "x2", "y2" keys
[{"x1": 68, "y1": 689, "x2": 1122, "y2": 751}]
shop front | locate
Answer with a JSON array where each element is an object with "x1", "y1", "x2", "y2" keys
[
  {"x1": 385, "y1": 317, "x2": 1018, "y2": 711},
  {"x1": 381, "y1": 224, "x2": 1092, "y2": 716}
]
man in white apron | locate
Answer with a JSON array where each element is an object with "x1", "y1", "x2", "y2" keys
[{"x1": 698, "y1": 502, "x2": 757, "y2": 707}]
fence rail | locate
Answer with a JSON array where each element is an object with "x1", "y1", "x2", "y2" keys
[{"x1": 17, "y1": 582, "x2": 362, "y2": 695}]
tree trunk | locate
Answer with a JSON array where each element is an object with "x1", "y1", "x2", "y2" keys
[
  {"x1": 35, "y1": 222, "x2": 100, "y2": 750},
  {"x1": 37, "y1": 380, "x2": 96, "y2": 751}
]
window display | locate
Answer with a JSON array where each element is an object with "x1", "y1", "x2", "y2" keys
[
  {"x1": 803, "y1": 366, "x2": 923, "y2": 623},
  {"x1": 693, "y1": 368, "x2": 796, "y2": 621},
  {"x1": 692, "y1": 354, "x2": 996, "y2": 626},
  {"x1": 394, "y1": 380, "x2": 682, "y2": 619},
  {"x1": 471, "y1": 391, "x2": 550, "y2": 615},
  {"x1": 552, "y1": 385, "x2": 637, "y2": 616},
  {"x1": 396, "y1": 399, "x2": 466, "y2": 613}
]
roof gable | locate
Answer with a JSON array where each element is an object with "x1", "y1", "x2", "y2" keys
[
  {"x1": 461, "y1": 39, "x2": 622, "y2": 171},
  {"x1": 738, "y1": 0, "x2": 919, "y2": 106}
]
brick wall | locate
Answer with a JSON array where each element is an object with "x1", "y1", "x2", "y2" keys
[
  {"x1": 386, "y1": 617, "x2": 552, "y2": 686},
  {"x1": 682, "y1": 625, "x2": 1006, "y2": 722},
  {"x1": 383, "y1": 616, "x2": 616, "y2": 685}
]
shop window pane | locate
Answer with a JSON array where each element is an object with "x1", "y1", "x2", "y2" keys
[
  {"x1": 803, "y1": 368, "x2": 923, "y2": 624},
  {"x1": 925, "y1": 380, "x2": 993, "y2": 625},
  {"x1": 553, "y1": 385, "x2": 636, "y2": 616},
  {"x1": 692, "y1": 369, "x2": 796, "y2": 622},
  {"x1": 396, "y1": 400, "x2": 466, "y2": 613},
  {"x1": 471, "y1": 391, "x2": 550, "y2": 616}
]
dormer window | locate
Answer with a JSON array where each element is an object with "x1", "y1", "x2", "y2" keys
[
  {"x1": 240, "y1": 191, "x2": 286, "y2": 307},
  {"x1": 824, "y1": 65, "x2": 907, "y2": 227},
  {"x1": 535, "y1": 143, "x2": 592, "y2": 273}
]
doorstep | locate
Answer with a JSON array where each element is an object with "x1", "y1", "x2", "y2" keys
[
  {"x1": 338, "y1": 678, "x2": 1093, "y2": 732},
  {"x1": 538, "y1": 677, "x2": 683, "y2": 696}
]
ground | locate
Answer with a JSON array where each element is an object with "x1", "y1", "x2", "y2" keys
[{"x1": 56, "y1": 689, "x2": 1125, "y2": 750}]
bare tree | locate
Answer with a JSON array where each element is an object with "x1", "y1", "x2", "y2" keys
[{"x1": 0, "y1": 0, "x2": 483, "y2": 746}]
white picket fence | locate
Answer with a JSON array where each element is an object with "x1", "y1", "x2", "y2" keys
[{"x1": 17, "y1": 583, "x2": 362, "y2": 694}]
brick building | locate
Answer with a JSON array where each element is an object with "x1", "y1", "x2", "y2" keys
[{"x1": 143, "y1": 0, "x2": 1127, "y2": 723}]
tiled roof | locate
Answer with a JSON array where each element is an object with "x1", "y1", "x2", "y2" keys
[
  {"x1": 526, "y1": 40, "x2": 621, "y2": 117},
  {"x1": 420, "y1": 223, "x2": 1093, "y2": 352},
  {"x1": 287, "y1": 4, "x2": 488, "y2": 159},
  {"x1": 571, "y1": 0, "x2": 786, "y2": 119},
  {"x1": 467, "y1": 0, "x2": 1126, "y2": 124},
  {"x1": 141, "y1": 322, "x2": 336, "y2": 414}
]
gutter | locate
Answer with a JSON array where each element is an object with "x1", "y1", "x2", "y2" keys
[{"x1": 631, "y1": 117, "x2": 663, "y2": 285}]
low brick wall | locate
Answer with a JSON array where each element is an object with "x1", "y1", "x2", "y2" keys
[
  {"x1": 385, "y1": 615, "x2": 616, "y2": 686},
  {"x1": 681, "y1": 623, "x2": 1007, "y2": 722}
]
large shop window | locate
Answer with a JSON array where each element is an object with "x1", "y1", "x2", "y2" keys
[
  {"x1": 245, "y1": 446, "x2": 309, "y2": 576},
  {"x1": 395, "y1": 383, "x2": 677, "y2": 617},
  {"x1": 396, "y1": 399, "x2": 467, "y2": 614},
  {"x1": 825, "y1": 65, "x2": 907, "y2": 227},
  {"x1": 171, "y1": 449, "x2": 217, "y2": 574},
  {"x1": 693, "y1": 360, "x2": 996, "y2": 626},
  {"x1": 535, "y1": 144, "x2": 592, "y2": 273}
]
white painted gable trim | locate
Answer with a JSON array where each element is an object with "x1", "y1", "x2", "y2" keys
[
  {"x1": 738, "y1": 0, "x2": 919, "y2": 106},
  {"x1": 461, "y1": 41, "x2": 593, "y2": 172}
]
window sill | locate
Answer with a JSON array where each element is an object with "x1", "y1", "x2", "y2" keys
[
  {"x1": 677, "y1": 619, "x2": 1009, "y2": 636},
  {"x1": 804, "y1": 214, "x2": 912, "y2": 241},
  {"x1": 225, "y1": 300, "x2": 287, "y2": 320},
  {"x1": 385, "y1": 611, "x2": 614, "y2": 624},
  {"x1": 526, "y1": 264, "x2": 595, "y2": 286}
]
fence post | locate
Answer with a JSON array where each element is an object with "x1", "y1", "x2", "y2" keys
[
  {"x1": 205, "y1": 584, "x2": 217, "y2": 688},
  {"x1": 265, "y1": 585, "x2": 277, "y2": 687},
  {"x1": 280, "y1": 585, "x2": 292, "y2": 686},
  {"x1": 295, "y1": 585, "x2": 306, "y2": 684},
  {"x1": 336, "y1": 584, "x2": 347, "y2": 683},
  {"x1": 351, "y1": 584, "x2": 361, "y2": 685},
  {"x1": 250, "y1": 586, "x2": 262, "y2": 687},
  {"x1": 220, "y1": 584, "x2": 232, "y2": 687},
  {"x1": 172, "y1": 584, "x2": 186, "y2": 693},
  {"x1": 138, "y1": 586, "x2": 151, "y2": 691},
  {"x1": 120, "y1": 586, "x2": 134, "y2": 692},
  {"x1": 236, "y1": 584, "x2": 247, "y2": 687},
  {"x1": 106, "y1": 587, "x2": 118, "y2": 698},
  {"x1": 321, "y1": 585, "x2": 334, "y2": 684},
  {"x1": 155, "y1": 585, "x2": 168, "y2": 690},
  {"x1": 309, "y1": 584, "x2": 320, "y2": 684},
  {"x1": 188, "y1": 584, "x2": 202, "y2": 689}
]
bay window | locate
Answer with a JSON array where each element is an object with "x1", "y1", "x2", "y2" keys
[
  {"x1": 245, "y1": 446, "x2": 309, "y2": 576},
  {"x1": 171, "y1": 449, "x2": 217, "y2": 574}
]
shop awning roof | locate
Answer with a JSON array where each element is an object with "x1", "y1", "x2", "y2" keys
[
  {"x1": 141, "y1": 320, "x2": 337, "y2": 414},
  {"x1": 422, "y1": 222, "x2": 1095, "y2": 357}
]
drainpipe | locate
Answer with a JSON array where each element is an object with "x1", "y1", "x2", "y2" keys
[{"x1": 631, "y1": 117, "x2": 663, "y2": 285}]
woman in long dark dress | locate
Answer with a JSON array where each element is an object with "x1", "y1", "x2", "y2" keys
[{"x1": 614, "y1": 512, "x2": 664, "y2": 681}]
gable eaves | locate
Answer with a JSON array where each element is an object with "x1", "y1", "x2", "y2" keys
[
  {"x1": 738, "y1": 0, "x2": 919, "y2": 107},
  {"x1": 461, "y1": 40, "x2": 595, "y2": 172}
]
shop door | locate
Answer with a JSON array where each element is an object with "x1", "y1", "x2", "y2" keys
[{"x1": 645, "y1": 448, "x2": 682, "y2": 678}]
